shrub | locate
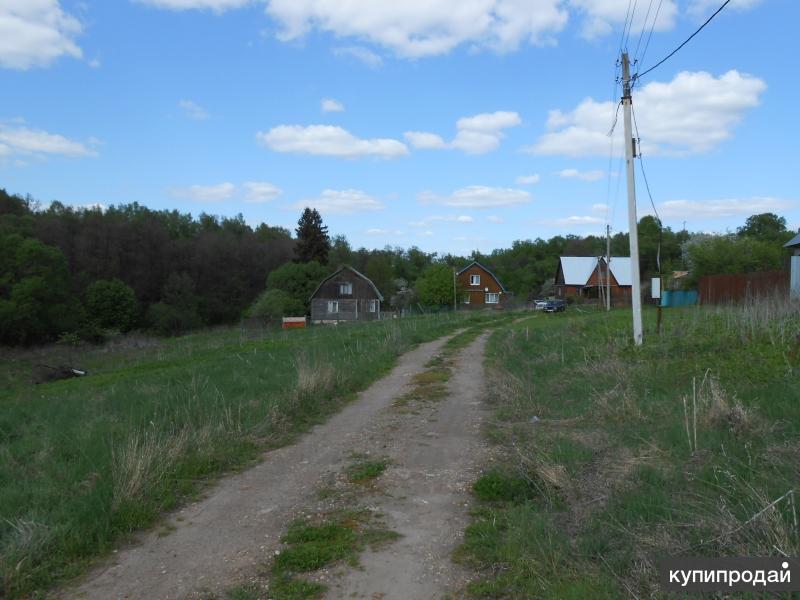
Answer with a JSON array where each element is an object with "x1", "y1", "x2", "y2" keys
[{"x1": 85, "y1": 279, "x2": 139, "y2": 332}]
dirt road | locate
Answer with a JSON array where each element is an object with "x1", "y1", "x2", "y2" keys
[{"x1": 64, "y1": 332, "x2": 490, "y2": 600}]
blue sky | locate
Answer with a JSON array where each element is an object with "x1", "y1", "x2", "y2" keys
[{"x1": 1, "y1": 0, "x2": 797, "y2": 255}]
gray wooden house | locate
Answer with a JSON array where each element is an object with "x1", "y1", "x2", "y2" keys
[{"x1": 310, "y1": 266, "x2": 383, "y2": 323}]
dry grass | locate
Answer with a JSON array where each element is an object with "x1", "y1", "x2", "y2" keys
[
  {"x1": 293, "y1": 352, "x2": 336, "y2": 400},
  {"x1": 112, "y1": 427, "x2": 189, "y2": 510}
]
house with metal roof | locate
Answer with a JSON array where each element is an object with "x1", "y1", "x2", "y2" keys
[
  {"x1": 555, "y1": 256, "x2": 633, "y2": 305},
  {"x1": 309, "y1": 266, "x2": 384, "y2": 323},
  {"x1": 785, "y1": 233, "x2": 800, "y2": 299}
]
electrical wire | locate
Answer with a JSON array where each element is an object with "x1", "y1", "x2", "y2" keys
[
  {"x1": 633, "y1": 0, "x2": 656, "y2": 63},
  {"x1": 637, "y1": 0, "x2": 664, "y2": 72},
  {"x1": 631, "y1": 104, "x2": 662, "y2": 274},
  {"x1": 634, "y1": 0, "x2": 731, "y2": 83}
]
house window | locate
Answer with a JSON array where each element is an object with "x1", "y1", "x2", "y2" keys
[
  {"x1": 485, "y1": 292, "x2": 499, "y2": 304},
  {"x1": 338, "y1": 282, "x2": 353, "y2": 295},
  {"x1": 368, "y1": 299, "x2": 378, "y2": 313},
  {"x1": 327, "y1": 300, "x2": 339, "y2": 313},
  {"x1": 470, "y1": 274, "x2": 480, "y2": 286},
  {"x1": 463, "y1": 293, "x2": 470, "y2": 304}
]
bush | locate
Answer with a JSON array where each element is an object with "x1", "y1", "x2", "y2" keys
[
  {"x1": 85, "y1": 279, "x2": 139, "y2": 332},
  {"x1": 246, "y1": 289, "x2": 305, "y2": 320}
]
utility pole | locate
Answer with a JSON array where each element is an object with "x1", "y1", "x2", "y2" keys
[
  {"x1": 606, "y1": 224, "x2": 611, "y2": 311},
  {"x1": 622, "y1": 52, "x2": 643, "y2": 345}
]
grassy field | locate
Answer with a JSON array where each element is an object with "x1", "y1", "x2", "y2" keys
[
  {"x1": 458, "y1": 299, "x2": 800, "y2": 598},
  {"x1": 0, "y1": 311, "x2": 505, "y2": 599}
]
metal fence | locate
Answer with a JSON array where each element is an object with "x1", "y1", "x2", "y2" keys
[{"x1": 698, "y1": 271, "x2": 789, "y2": 305}]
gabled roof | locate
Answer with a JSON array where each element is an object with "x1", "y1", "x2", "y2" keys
[
  {"x1": 558, "y1": 256, "x2": 633, "y2": 286},
  {"x1": 784, "y1": 232, "x2": 800, "y2": 248},
  {"x1": 457, "y1": 260, "x2": 508, "y2": 292},
  {"x1": 309, "y1": 265, "x2": 384, "y2": 301},
  {"x1": 558, "y1": 257, "x2": 598, "y2": 286}
]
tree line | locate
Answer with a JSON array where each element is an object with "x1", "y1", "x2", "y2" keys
[{"x1": 1, "y1": 188, "x2": 794, "y2": 345}]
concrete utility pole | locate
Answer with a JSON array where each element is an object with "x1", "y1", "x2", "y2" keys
[
  {"x1": 606, "y1": 224, "x2": 611, "y2": 311},
  {"x1": 622, "y1": 53, "x2": 643, "y2": 345}
]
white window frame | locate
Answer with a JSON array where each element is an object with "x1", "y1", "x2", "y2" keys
[
  {"x1": 485, "y1": 292, "x2": 500, "y2": 304},
  {"x1": 470, "y1": 274, "x2": 481, "y2": 286},
  {"x1": 327, "y1": 300, "x2": 339, "y2": 313},
  {"x1": 338, "y1": 282, "x2": 353, "y2": 295},
  {"x1": 368, "y1": 299, "x2": 378, "y2": 313}
]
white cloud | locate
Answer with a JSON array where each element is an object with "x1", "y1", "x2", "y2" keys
[
  {"x1": 258, "y1": 125, "x2": 408, "y2": 159},
  {"x1": 293, "y1": 189, "x2": 385, "y2": 214},
  {"x1": 658, "y1": 197, "x2": 792, "y2": 220},
  {"x1": 409, "y1": 215, "x2": 474, "y2": 227},
  {"x1": 243, "y1": 181, "x2": 282, "y2": 203},
  {"x1": 0, "y1": 0, "x2": 83, "y2": 69},
  {"x1": 486, "y1": 215, "x2": 504, "y2": 223},
  {"x1": 266, "y1": 0, "x2": 569, "y2": 58},
  {"x1": 542, "y1": 215, "x2": 605, "y2": 227},
  {"x1": 405, "y1": 110, "x2": 521, "y2": 155},
  {"x1": 0, "y1": 123, "x2": 97, "y2": 159},
  {"x1": 556, "y1": 168, "x2": 605, "y2": 181},
  {"x1": 419, "y1": 185, "x2": 531, "y2": 209},
  {"x1": 688, "y1": 0, "x2": 763, "y2": 18},
  {"x1": 591, "y1": 203, "x2": 608, "y2": 212},
  {"x1": 569, "y1": 0, "x2": 678, "y2": 39},
  {"x1": 404, "y1": 131, "x2": 447, "y2": 150},
  {"x1": 531, "y1": 70, "x2": 766, "y2": 157},
  {"x1": 178, "y1": 99, "x2": 209, "y2": 120},
  {"x1": 134, "y1": 0, "x2": 252, "y2": 11},
  {"x1": 516, "y1": 174, "x2": 541, "y2": 185},
  {"x1": 168, "y1": 182, "x2": 237, "y2": 202},
  {"x1": 332, "y1": 46, "x2": 384, "y2": 68},
  {"x1": 321, "y1": 98, "x2": 344, "y2": 113}
]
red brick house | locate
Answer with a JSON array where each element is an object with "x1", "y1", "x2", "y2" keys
[{"x1": 457, "y1": 261, "x2": 508, "y2": 308}]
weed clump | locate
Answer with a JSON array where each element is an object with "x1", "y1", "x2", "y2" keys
[{"x1": 346, "y1": 459, "x2": 388, "y2": 483}]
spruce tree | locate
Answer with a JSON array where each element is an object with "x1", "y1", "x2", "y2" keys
[{"x1": 295, "y1": 207, "x2": 330, "y2": 264}]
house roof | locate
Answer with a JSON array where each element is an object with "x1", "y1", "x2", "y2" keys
[
  {"x1": 784, "y1": 232, "x2": 800, "y2": 248},
  {"x1": 309, "y1": 265, "x2": 384, "y2": 301},
  {"x1": 558, "y1": 256, "x2": 633, "y2": 286},
  {"x1": 456, "y1": 260, "x2": 508, "y2": 292}
]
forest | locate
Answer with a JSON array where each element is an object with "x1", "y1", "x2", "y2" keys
[{"x1": 0, "y1": 188, "x2": 794, "y2": 345}]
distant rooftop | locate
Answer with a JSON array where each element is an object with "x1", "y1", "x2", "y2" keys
[{"x1": 784, "y1": 232, "x2": 800, "y2": 248}]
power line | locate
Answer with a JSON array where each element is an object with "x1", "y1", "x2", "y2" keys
[
  {"x1": 633, "y1": 0, "x2": 656, "y2": 63},
  {"x1": 618, "y1": 0, "x2": 635, "y2": 55},
  {"x1": 634, "y1": 0, "x2": 731, "y2": 82},
  {"x1": 638, "y1": 0, "x2": 664, "y2": 69},
  {"x1": 631, "y1": 104, "x2": 662, "y2": 273}
]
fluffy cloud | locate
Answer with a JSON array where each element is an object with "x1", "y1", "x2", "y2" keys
[
  {"x1": 658, "y1": 197, "x2": 792, "y2": 220},
  {"x1": 168, "y1": 182, "x2": 237, "y2": 202},
  {"x1": 0, "y1": 0, "x2": 83, "y2": 69},
  {"x1": 688, "y1": 0, "x2": 763, "y2": 18},
  {"x1": 569, "y1": 0, "x2": 678, "y2": 39},
  {"x1": 293, "y1": 189, "x2": 385, "y2": 214},
  {"x1": 332, "y1": 46, "x2": 384, "y2": 68},
  {"x1": 515, "y1": 174, "x2": 541, "y2": 185},
  {"x1": 134, "y1": 0, "x2": 252, "y2": 11},
  {"x1": 243, "y1": 181, "x2": 282, "y2": 203},
  {"x1": 321, "y1": 98, "x2": 344, "y2": 113},
  {"x1": 542, "y1": 215, "x2": 605, "y2": 227},
  {"x1": 405, "y1": 111, "x2": 521, "y2": 155},
  {"x1": 557, "y1": 168, "x2": 605, "y2": 181},
  {"x1": 409, "y1": 215, "x2": 474, "y2": 227},
  {"x1": 0, "y1": 123, "x2": 97, "y2": 159},
  {"x1": 531, "y1": 70, "x2": 766, "y2": 157},
  {"x1": 266, "y1": 0, "x2": 569, "y2": 58},
  {"x1": 486, "y1": 215, "x2": 505, "y2": 223},
  {"x1": 419, "y1": 186, "x2": 531, "y2": 209},
  {"x1": 259, "y1": 125, "x2": 408, "y2": 159},
  {"x1": 178, "y1": 99, "x2": 209, "y2": 120}
]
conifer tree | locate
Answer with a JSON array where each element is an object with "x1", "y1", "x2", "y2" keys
[{"x1": 295, "y1": 207, "x2": 330, "y2": 264}]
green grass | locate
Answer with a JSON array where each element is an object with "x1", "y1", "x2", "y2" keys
[
  {"x1": 457, "y1": 299, "x2": 800, "y2": 598},
  {"x1": 346, "y1": 459, "x2": 389, "y2": 483},
  {"x1": 0, "y1": 311, "x2": 505, "y2": 599}
]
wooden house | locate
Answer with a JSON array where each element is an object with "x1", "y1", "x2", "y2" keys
[
  {"x1": 554, "y1": 256, "x2": 632, "y2": 305},
  {"x1": 457, "y1": 261, "x2": 508, "y2": 308},
  {"x1": 310, "y1": 266, "x2": 383, "y2": 323}
]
